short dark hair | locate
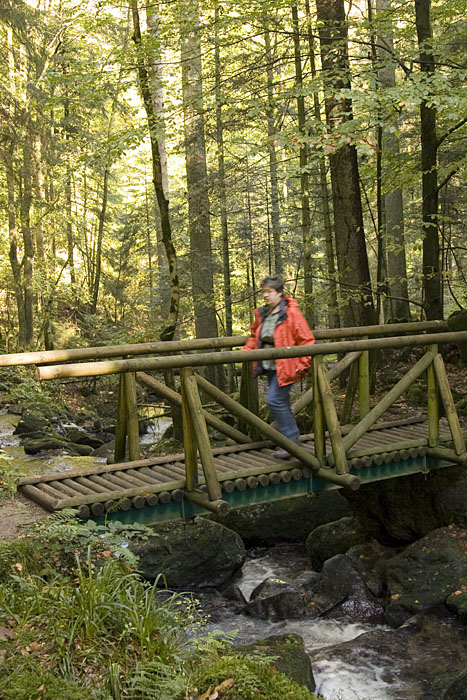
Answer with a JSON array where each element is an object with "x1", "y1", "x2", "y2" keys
[{"x1": 260, "y1": 274, "x2": 284, "y2": 293}]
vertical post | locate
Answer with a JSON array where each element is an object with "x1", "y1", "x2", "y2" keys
[
  {"x1": 359, "y1": 338, "x2": 370, "y2": 419},
  {"x1": 114, "y1": 374, "x2": 127, "y2": 463},
  {"x1": 124, "y1": 372, "x2": 140, "y2": 461},
  {"x1": 313, "y1": 356, "x2": 325, "y2": 464},
  {"x1": 427, "y1": 344, "x2": 439, "y2": 447},
  {"x1": 183, "y1": 372, "x2": 222, "y2": 501},
  {"x1": 317, "y1": 362, "x2": 348, "y2": 474},
  {"x1": 239, "y1": 361, "x2": 260, "y2": 439},
  {"x1": 180, "y1": 367, "x2": 198, "y2": 491},
  {"x1": 433, "y1": 353, "x2": 466, "y2": 455}
]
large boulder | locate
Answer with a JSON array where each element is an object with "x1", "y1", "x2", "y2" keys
[
  {"x1": 311, "y1": 554, "x2": 385, "y2": 623},
  {"x1": 385, "y1": 526, "x2": 467, "y2": 627},
  {"x1": 346, "y1": 539, "x2": 400, "y2": 597},
  {"x1": 13, "y1": 410, "x2": 50, "y2": 438},
  {"x1": 305, "y1": 516, "x2": 369, "y2": 570},
  {"x1": 244, "y1": 574, "x2": 320, "y2": 621},
  {"x1": 129, "y1": 519, "x2": 246, "y2": 589},
  {"x1": 343, "y1": 467, "x2": 467, "y2": 545},
  {"x1": 210, "y1": 491, "x2": 351, "y2": 544}
]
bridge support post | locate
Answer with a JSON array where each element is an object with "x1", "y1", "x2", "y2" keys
[
  {"x1": 433, "y1": 353, "x2": 466, "y2": 455},
  {"x1": 239, "y1": 362, "x2": 260, "y2": 439},
  {"x1": 313, "y1": 356, "x2": 325, "y2": 464},
  {"x1": 124, "y1": 372, "x2": 140, "y2": 462},
  {"x1": 317, "y1": 361, "x2": 348, "y2": 474},
  {"x1": 180, "y1": 367, "x2": 198, "y2": 491},
  {"x1": 180, "y1": 367, "x2": 222, "y2": 501},
  {"x1": 427, "y1": 344, "x2": 439, "y2": 447},
  {"x1": 114, "y1": 374, "x2": 127, "y2": 462},
  {"x1": 359, "y1": 339, "x2": 370, "y2": 419}
]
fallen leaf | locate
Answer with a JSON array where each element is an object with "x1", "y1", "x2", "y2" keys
[
  {"x1": 214, "y1": 678, "x2": 235, "y2": 693},
  {"x1": 0, "y1": 626, "x2": 14, "y2": 640}
]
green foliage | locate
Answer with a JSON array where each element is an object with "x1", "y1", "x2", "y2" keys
[{"x1": 183, "y1": 649, "x2": 317, "y2": 700}]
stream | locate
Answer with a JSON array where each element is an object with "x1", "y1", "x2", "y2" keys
[{"x1": 1, "y1": 412, "x2": 465, "y2": 699}]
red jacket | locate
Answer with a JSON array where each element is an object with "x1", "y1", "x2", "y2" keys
[{"x1": 243, "y1": 296, "x2": 316, "y2": 386}]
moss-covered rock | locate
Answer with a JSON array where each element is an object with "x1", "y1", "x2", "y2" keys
[
  {"x1": 305, "y1": 515, "x2": 369, "y2": 570},
  {"x1": 129, "y1": 519, "x2": 246, "y2": 589},
  {"x1": 385, "y1": 526, "x2": 467, "y2": 626},
  {"x1": 235, "y1": 633, "x2": 316, "y2": 693}
]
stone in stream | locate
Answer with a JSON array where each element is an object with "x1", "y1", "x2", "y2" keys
[
  {"x1": 13, "y1": 409, "x2": 50, "y2": 438},
  {"x1": 244, "y1": 574, "x2": 321, "y2": 621},
  {"x1": 385, "y1": 525, "x2": 467, "y2": 627},
  {"x1": 305, "y1": 515, "x2": 369, "y2": 571},
  {"x1": 23, "y1": 437, "x2": 94, "y2": 456},
  {"x1": 63, "y1": 427, "x2": 104, "y2": 449},
  {"x1": 346, "y1": 539, "x2": 401, "y2": 598},
  {"x1": 129, "y1": 519, "x2": 246, "y2": 590}
]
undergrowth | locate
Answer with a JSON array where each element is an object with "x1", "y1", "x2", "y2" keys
[{"x1": 0, "y1": 512, "x2": 318, "y2": 700}]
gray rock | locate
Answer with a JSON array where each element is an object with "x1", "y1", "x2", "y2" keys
[
  {"x1": 346, "y1": 540, "x2": 400, "y2": 597},
  {"x1": 64, "y1": 427, "x2": 104, "y2": 448},
  {"x1": 311, "y1": 554, "x2": 385, "y2": 623},
  {"x1": 385, "y1": 526, "x2": 467, "y2": 627},
  {"x1": 343, "y1": 467, "x2": 467, "y2": 545},
  {"x1": 244, "y1": 575, "x2": 319, "y2": 620},
  {"x1": 210, "y1": 491, "x2": 351, "y2": 544},
  {"x1": 129, "y1": 519, "x2": 245, "y2": 589},
  {"x1": 23, "y1": 437, "x2": 93, "y2": 456},
  {"x1": 13, "y1": 409, "x2": 50, "y2": 437},
  {"x1": 305, "y1": 515, "x2": 369, "y2": 570}
]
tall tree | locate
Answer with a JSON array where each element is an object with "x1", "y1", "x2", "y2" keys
[
  {"x1": 316, "y1": 0, "x2": 376, "y2": 327},
  {"x1": 415, "y1": 0, "x2": 442, "y2": 320}
]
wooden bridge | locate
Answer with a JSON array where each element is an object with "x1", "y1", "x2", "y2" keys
[{"x1": 4, "y1": 320, "x2": 466, "y2": 523}]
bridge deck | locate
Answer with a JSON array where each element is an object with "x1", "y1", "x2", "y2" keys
[{"x1": 18, "y1": 415, "x2": 459, "y2": 522}]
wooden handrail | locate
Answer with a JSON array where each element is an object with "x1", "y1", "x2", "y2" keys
[
  {"x1": 36, "y1": 330, "x2": 467, "y2": 380},
  {"x1": 0, "y1": 320, "x2": 447, "y2": 368}
]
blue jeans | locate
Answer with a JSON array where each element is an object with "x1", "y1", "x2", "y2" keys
[{"x1": 266, "y1": 371, "x2": 300, "y2": 442}]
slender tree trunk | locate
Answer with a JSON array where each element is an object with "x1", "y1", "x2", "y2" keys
[
  {"x1": 131, "y1": 0, "x2": 179, "y2": 341},
  {"x1": 20, "y1": 133, "x2": 35, "y2": 347},
  {"x1": 376, "y1": 0, "x2": 410, "y2": 321},
  {"x1": 4, "y1": 145, "x2": 26, "y2": 348},
  {"x1": 264, "y1": 16, "x2": 283, "y2": 274},
  {"x1": 305, "y1": 0, "x2": 338, "y2": 329},
  {"x1": 291, "y1": 4, "x2": 314, "y2": 327},
  {"x1": 179, "y1": 0, "x2": 224, "y2": 388},
  {"x1": 214, "y1": 1, "x2": 234, "y2": 390},
  {"x1": 415, "y1": 0, "x2": 442, "y2": 320},
  {"x1": 316, "y1": 0, "x2": 376, "y2": 327},
  {"x1": 90, "y1": 165, "x2": 110, "y2": 314}
]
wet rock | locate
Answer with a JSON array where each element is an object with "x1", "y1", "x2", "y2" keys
[
  {"x1": 64, "y1": 427, "x2": 104, "y2": 448},
  {"x1": 244, "y1": 576, "x2": 319, "y2": 620},
  {"x1": 385, "y1": 526, "x2": 467, "y2": 627},
  {"x1": 222, "y1": 583, "x2": 247, "y2": 605},
  {"x1": 129, "y1": 519, "x2": 245, "y2": 590},
  {"x1": 343, "y1": 467, "x2": 467, "y2": 545},
  {"x1": 23, "y1": 437, "x2": 93, "y2": 456},
  {"x1": 13, "y1": 409, "x2": 50, "y2": 438},
  {"x1": 305, "y1": 515, "x2": 369, "y2": 571},
  {"x1": 236, "y1": 634, "x2": 316, "y2": 693},
  {"x1": 346, "y1": 540, "x2": 400, "y2": 597},
  {"x1": 311, "y1": 554, "x2": 385, "y2": 623},
  {"x1": 445, "y1": 590, "x2": 467, "y2": 623},
  {"x1": 209, "y1": 491, "x2": 351, "y2": 544}
]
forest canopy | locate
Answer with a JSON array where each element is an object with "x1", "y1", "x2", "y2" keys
[{"x1": 1, "y1": 0, "x2": 466, "y2": 352}]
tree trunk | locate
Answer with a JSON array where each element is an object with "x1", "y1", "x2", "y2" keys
[
  {"x1": 291, "y1": 4, "x2": 314, "y2": 327},
  {"x1": 131, "y1": 0, "x2": 179, "y2": 341},
  {"x1": 20, "y1": 133, "x2": 35, "y2": 348},
  {"x1": 180, "y1": 0, "x2": 223, "y2": 387},
  {"x1": 415, "y1": 0, "x2": 442, "y2": 320},
  {"x1": 264, "y1": 16, "x2": 283, "y2": 274},
  {"x1": 305, "y1": 0, "x2": 339, "y2": 329},
  {"x1": 214, "y1": 1, "x2": 234, "y2": 391},
  {"x1": 376, "y1": 0, "x2": 410, "y2": 321},
  {"x1": 316, "y1": 0, "x2": 376, "y2": 327}
]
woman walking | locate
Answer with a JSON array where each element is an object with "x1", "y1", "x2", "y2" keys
[{"x1": 243, "y1": 275, "x2": 315, "y2": 457}]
